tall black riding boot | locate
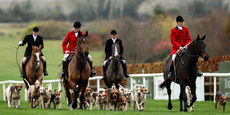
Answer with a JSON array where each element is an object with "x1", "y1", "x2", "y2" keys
[
  {"x1": 21, "y1": 63, "x2": 26, "y2": 77},
  {"x1": 168, "y1": 61, "x2": 174, "y2": 80},
  {"x1": 121, "y1": 61, "x2": 129, "y2": 78},
  {"x1": 101, "y1": 65, "x2": 106, "y2": 80},
  {"x1": 88, "y1": 60, "x2": 97, "y2": 77},
  {"x1": 61, "y1": 61, "x2": 68, "y2": 78},
  {"x1": 43, "y1": 61, "x2": 48, "y2": 76}
]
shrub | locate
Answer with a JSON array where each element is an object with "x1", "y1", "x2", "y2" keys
[{"x1": 21, "y1": 21, "x2": 70, "y2": 40}]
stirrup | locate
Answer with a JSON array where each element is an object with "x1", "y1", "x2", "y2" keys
[
  {"x1": 125, "y1": 74, "x2": 129, "y2": 78},
  {"x1": 61, "y1": 71, "x2": 65, "y2": 77},
  {"x1": 90, "y1": 71, "x2": 97, "y2": 77},
  {"x1": 44, "y1": 71, "x2": 48, "y2": 76},
  {"x1": 197, "y1": 71, "x2": 203, "y2": 76}
]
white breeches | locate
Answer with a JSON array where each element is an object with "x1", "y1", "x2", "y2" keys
[
  {"x1": 22, "y1": 56, "x2": 45, "y2": 64},
  {"x1": 63, "y1": 54, "x2": 92, "y2": 61},
  {"x1": 172, "y1": 54, "x2": 176, "y2": 62}
]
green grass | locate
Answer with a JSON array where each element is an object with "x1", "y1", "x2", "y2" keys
[{"x1": 0, "y1": 99, "x2": 229, "y2": 115}]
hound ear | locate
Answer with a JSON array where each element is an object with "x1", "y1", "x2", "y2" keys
[
  {"x1": 85, "y1": 31, "x2": 88, "y2": 37},
  {"x1": 201, "y1": 35, "x2": 206, "y2": 40},
  {"x1": 196, "y1": 35, "x2": 200, "y2": 41},
  {"x1": 136, "y1": 86, "x2": 138, "y2": 88}
]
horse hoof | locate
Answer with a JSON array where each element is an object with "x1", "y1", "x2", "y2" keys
[
  {"x1": 184, "y1": 109, "x2": 187, "y2": 112},
  {"x1": 180, "y1": 109, "x2": 183, "y2": 111},
  {"x1": 168, "y1": 105, "x2": 173, "y2": 110}
]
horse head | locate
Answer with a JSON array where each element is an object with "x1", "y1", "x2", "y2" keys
[
  {"x1": 187, "y1": 35, "x2": 209, "y2": 61},
  {"x1": 77, "y1": 31, "x2": 89, "y2": 58},
  {"x1": 112, "y1": 42, "x2": 120, "y2": 63},
  {"x1": 194, "y1": 35, "x2": 209, "y2": 61},
  {"x1": 32, "y1": 45, "x2": 42, "y2": 72}
]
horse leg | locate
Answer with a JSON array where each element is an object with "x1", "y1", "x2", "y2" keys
[
  {"x1": 166, "y1": 80, "x2": 173, "y2": 110},
  {"x1": 189, "y1": 84, "x2": 197, "y2": 108},
  {"x1": 68, "y1": 79, "x2": 78, "y2": 109},
  {"x1": 63, "y1": 79, "x2": 73, "y2": 110},
  {"x1": 180, "y1": 84, "x2": 187, "y2": 112},
  {"x1": 37, "y1": 76, "x2": 43, "y2": 85},
  {"x1": 80, "y1": 86, "x2": 87, "y2": 110},
  {"x1": 179, "y1": 85, "x2": 183, "y2": 111}
]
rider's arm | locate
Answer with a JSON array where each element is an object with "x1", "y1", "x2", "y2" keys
[
  {"x1": 62, "y1": 33, "x2": 70, "y2": 53},
  {"x1": 170, "y1": 29, "x2": 181, "y2": 49},
  {"x1": 40, "y1": 36, "x2": 44, "y2": 50},
  {"x1": 105, "y1": 40, "x2": 110, "y2": 59},
  {"x1": 119, "y1": 40, "x2": 124, "y2": 56},
  {"x1": 20, "y1": 35, "x2": 29, "y2": 46}
]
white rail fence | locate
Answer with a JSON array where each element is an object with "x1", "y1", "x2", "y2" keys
[{"x1": 0, "y1": 73, "x2": 230, "y2": 101}]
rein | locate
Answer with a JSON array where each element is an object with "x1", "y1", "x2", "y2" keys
[{"x1": 16, "y1": 46, "x2": 20, "y2": 69}]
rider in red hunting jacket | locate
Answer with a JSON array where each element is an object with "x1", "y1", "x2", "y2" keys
[
  {"x1": 61, "y1": 21, "x2": 96, "y2": 78},
  {"x1": 168, "y1": 16, "x2": 202, "y2": 80}
]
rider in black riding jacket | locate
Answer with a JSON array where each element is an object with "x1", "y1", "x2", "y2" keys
[{"x1": 101, "y1": 30, "x2": 129, "y2": 80}]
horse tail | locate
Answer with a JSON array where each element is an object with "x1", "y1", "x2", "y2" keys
[{"x1": 159, "y1": 81, "x2": 166, "y2": 89}]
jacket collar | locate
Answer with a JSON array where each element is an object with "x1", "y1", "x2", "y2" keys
[{"x1": 176, "y1": 26, "x2": 184, "y2": 30}]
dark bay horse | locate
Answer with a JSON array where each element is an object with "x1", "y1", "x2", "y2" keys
[
  {"x1": 159, "y1": 35, "x2": 209, "y2": 112},
  {"x1": 104, "y1": 42, "x2": 124, "y2": 88},
  {"x1": 63, "y1": 31, "x2": 91, "y2": 110},
  {"x1": 20, "y1": 45, "x2": 43, "y2": 89}
]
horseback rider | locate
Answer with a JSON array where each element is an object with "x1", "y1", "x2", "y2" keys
[
  {"x1": 168, "y1": 16, "x2": 202, "y2": 80},
  {"x1": 61, "y1": 21, "x2": 97, "y2": 78},
  {"x1": 18, "y1": 27, "x2": 48, "y2": 77},
  {"x1": 101, "y1": 30, "x2": 129, "y2": 80}
]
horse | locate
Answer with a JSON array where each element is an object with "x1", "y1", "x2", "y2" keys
[
  {"x1": 63, "y1": 31, "x2": 91, "y2": 110},
  {"x1": 20, "y1": 45, "x2": 43, "y2": 89},
  {"x1": 159, "y1": 35, "x2": 209, "y2": 112},
  {"x1": 104, "y1": 41, "x2": 124, "y2": 89}
]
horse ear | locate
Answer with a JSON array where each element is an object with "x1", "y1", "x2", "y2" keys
[
  {"x1": 201, "y1": 35, "x2": 206, "y2": 40},
  {"x1": 196, "y1": 35, "x2": 200, "y2": 41},
  {"x1": 32, "y1": 45, "x2": 35, "y2": 50},
  {"x1": 85, "y1": 31, "x2": 88, "y2": 37},
  {"x1": 60, "y1": 90, "x2": 62, "y2": 92},
  {"x1": 38, "y1": 45, "x2": 42, "y2": 50},
  {"x1": 54, "y1": 89, "x2": 56, "y2": 92},
  {"x1": 78, "y1": 31, "x2": 82, "y2": 37}
]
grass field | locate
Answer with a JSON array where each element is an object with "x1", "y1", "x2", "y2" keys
[{"x1": 0, "y1": 99, "x2": 229, "y2": 115}]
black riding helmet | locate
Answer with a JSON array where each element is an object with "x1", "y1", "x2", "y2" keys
[
  {"x1": 33, "y1": 27, "x2": 39, "y2": 32},
  {"x1": 73, "y1": 21, "x2": 81, "y2": 28},
  {"x1": 110, "y1": 30, "x2": 117, "y2": 35},
  {"x1": 176, "y1": 16, "x2": 184, "y2": 22}
]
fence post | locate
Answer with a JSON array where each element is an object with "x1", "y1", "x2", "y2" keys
[
  {"x1": 130, "y1": 78, "x2": 133, "y2": 91},
  {"x1": 142, "y1": 68, "x2": 145, "y2": 87},
  {"x1": 97, "y1": 79, "x2": 100, "y2": 91},
  {"x1": 25, "y1": 89, "x2": 27, "y2": 101},
  {"x1": 214, "y1": 76, "x2": 216, "y2": 103},
  {"x1": 49, "y1": 83, "x2": 52, "y2": 90},
  {"x1": 58, "y1": 82, "x2": 61, "y2": 91},
  {"x1": 3, "y1": 84, "x2": 5, "y2": 100}
]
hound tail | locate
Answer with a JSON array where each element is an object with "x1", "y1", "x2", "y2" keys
[
  {"x1": 159, "y1": 81, "x2": 166, "y2": 90},
  {"x1": 23, "y1": 78, "x2": 31, "y2": 87}
]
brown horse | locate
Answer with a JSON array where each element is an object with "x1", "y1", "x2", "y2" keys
[
  {"x1": 63, "y1": 31, "x2": 91, "y2": 110},
  {"x1": 159, "y1": 35, "x2": 209, "y2": 112},
  {"x1": 20, "y1": 45, "x2": 43, "y2": 89},
  {"x1": 104, "y1": 42, "x2": 124, "y2": 88}
]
